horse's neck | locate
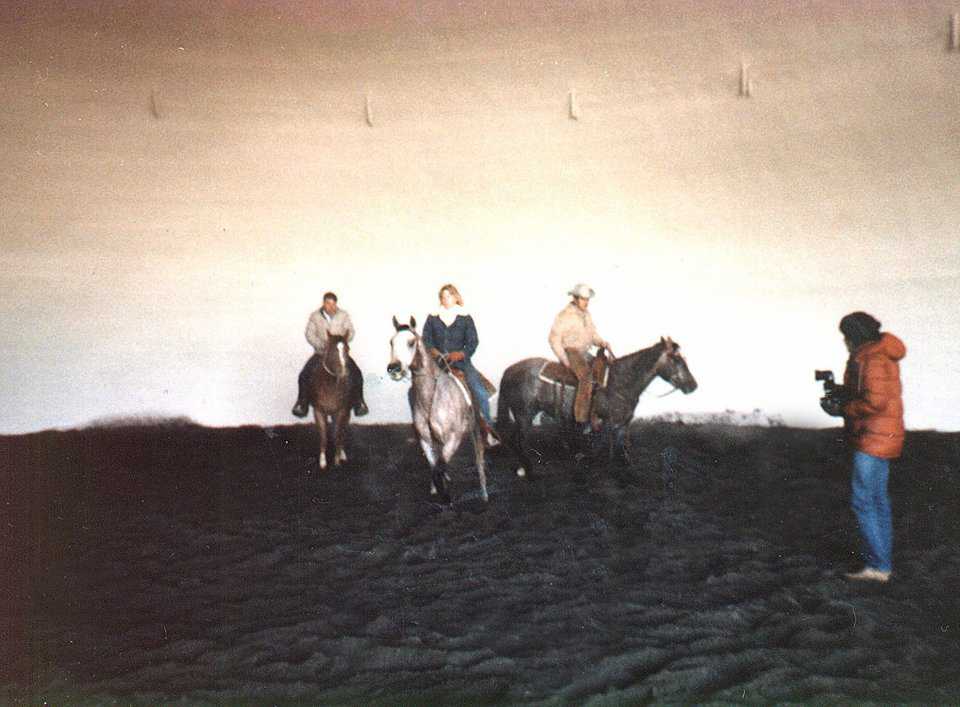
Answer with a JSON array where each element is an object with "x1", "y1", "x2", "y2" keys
[
  {"x1": 410, "y1": 340, "x2": 439, "y2": 395},
  {"x1": 609, "y1": 344, "x2": 664, "y2": 400}
]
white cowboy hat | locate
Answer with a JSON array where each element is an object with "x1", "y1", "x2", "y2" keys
[{"x1": 568, "y1": 283, "x2": 595, "y2": 299}]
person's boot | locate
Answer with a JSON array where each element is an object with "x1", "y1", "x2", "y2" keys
[
  {"x1": 291, "y1": 400, "x2": 309, "y2": 418},
  {"x1": 590, "y1": 414, "x2": 603, "y2": 433},
  {"x1": 480, "y1": 419, "x2": 501, "y2": 448},
  {"x1": 354, "y1": 400, "x2": 369, "y2": 417}
]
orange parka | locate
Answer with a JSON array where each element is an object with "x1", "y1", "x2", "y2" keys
[{"x1": 842, "y1": 332, "x2": 906, "y2": 458}]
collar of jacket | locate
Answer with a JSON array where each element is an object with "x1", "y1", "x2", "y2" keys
[{"x1": 436, "y1": 307, "x2": 468, "y2": 327}]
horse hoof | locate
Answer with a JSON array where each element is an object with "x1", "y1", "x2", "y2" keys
[
  {"x1": 319, "y1": 453, "x2": 327, "y2": 470},
  {"x1": 337, "y1": 450, "x2": 348, "y2": 463},
  {"x1": 430, "y1": 485, "x2": 438, "y2": 495},
  {"x1": 516, "y1": 468, "x2": 526, "y2": 478}
]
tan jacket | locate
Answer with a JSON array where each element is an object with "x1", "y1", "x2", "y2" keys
[
  {"x1": 305, "y1": 308, "x2": 355, "y2": 354},
  {"x1": 549, "y1": 302, "x2": 604, "y2": 365}
]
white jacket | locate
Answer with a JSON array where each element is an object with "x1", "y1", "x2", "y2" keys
[{"x1": 305, "y1": 308, "x2": 355, "y2": 354}]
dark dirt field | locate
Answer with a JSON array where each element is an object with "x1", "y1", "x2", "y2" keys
[{"x1": 2, "y1": 420, "x2": 960, "y2": 704}]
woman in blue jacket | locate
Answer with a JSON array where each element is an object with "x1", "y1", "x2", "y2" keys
[{"x1": 422, "y1": 284, "x2": 500, "y2": 447}]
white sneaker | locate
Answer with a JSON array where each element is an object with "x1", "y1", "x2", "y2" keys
[{"x1": 845, "y1": 567, "x2": 891, "y2": 583}]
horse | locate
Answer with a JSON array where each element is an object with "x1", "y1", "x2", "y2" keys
[
  {"x1": 497, "y1": 337, "x2": 698, "y2": 476},
  {"x1": 308, "y1": 334, "x2": 353, "y2": 471},
  {"x1": 387, "y1": 316, "x2": 488, "y2": 504}
]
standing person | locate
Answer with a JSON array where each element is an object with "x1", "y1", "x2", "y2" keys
[
  {"x1": 422, "y1": 284, "x2": 500, "y2": 448},
  {"x1": 548, "y1": 284, "x2": 611, "y2": 426},
  {"x1": 834, "y1": 311, "x2": 906, "y2": 583},
  {"x1": 291, "y1": 292, "x2": 369, "y2": 419}
]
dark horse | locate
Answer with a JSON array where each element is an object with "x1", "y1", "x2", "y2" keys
[
  {"x1": 497, "y1": 337, "x2": 698, "y2": 476},
  {"x1": 309, "y1": 335, "x2": 353, "y2": 471}
]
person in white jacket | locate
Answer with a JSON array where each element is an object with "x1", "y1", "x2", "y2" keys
[
  {"x1": 548, "y1": 284, "x2": 611, "y2": 424},
  {"x1": 292, "y1": 292, "x2": 369, "y2": 418}
]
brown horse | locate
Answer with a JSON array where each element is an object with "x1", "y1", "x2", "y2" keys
[{"x1": 309, "y1": 335, "x2": 353, "y2": 471}]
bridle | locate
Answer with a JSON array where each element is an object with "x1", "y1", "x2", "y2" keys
[
  {"x1": 655, "y1": 348, "x2": 688, "y2": 397},
  {"x1": 390, "y1": 327, "x2": 440, "y2": 381},
  {"x1": 322, "y1": 340, "x2": 348, "y2": 378}
]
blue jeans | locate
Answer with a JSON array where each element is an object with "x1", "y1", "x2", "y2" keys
[
  {"x1": 851, "y1": 450, "x2": 893, "y2": 572},
  {"x1": 463, "y1": 367, "x2": 493, "y2": 424}
]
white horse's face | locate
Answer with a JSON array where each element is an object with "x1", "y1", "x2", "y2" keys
[{"x1": 387, "y1": 316, "x2": 418, "y2": 381}]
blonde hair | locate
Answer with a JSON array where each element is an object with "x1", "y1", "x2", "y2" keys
[{"x1": 438, "y1": 284, "x2": 463, "y2": 306}]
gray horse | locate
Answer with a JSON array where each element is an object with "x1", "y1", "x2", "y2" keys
[
  {"x1": 387, "y1": 316, "x2": 488, "y2": 503},
  {"x1": 497, "y1": 337, "x2": 698, "y2": 477}
]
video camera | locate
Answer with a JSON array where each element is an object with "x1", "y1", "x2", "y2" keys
[{"x1": 815, "y1": 369, "x2": 849, "y2": 417}]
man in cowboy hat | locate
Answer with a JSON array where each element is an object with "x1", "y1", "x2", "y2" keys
[
  {"x1": 548, "y1": 284, "x2": 611, "y2": 425},
  {"x1": 291, "y1": 291, "x2": 369, "y2": 418}
]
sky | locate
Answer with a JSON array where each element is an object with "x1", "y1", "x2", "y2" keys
[{"x1": 2, "y1": 0, "x2": 959, "y2": 434}]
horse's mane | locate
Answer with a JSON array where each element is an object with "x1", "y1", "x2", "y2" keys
[{"x1": 612, "y1": 340, "x2": 665, "y2": 374}]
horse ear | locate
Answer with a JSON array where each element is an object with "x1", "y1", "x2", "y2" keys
[
  {"x1": 660, "y1": 336, "x2": 667, "y2": 346},
  {"x1": 392, "y1": 315, "x2": 400, "y2": 331},
  {"x1": 409, "y1": 316, "x2": 417, "y2": 330}
]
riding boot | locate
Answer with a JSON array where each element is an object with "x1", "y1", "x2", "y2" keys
[
  {"x1": 479, "y1": 418, "x2": 501, "y2": 448},
  {"x1": 292, "y1": 354, "x2": 320, "y2": 418},
  {"x1": 348, "y1": 357, "x2": 369, "y2": 416}
]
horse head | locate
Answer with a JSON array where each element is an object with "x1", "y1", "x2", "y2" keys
[
  {"x1": 387, "y1": 316, "x2": 419, "y2": 381},
  {"x1": 322, "y1": 335, "x2": 350, "y2": 380},
  {"x1": 655, "y1": 337, "x2": 698, "y2": 393}
]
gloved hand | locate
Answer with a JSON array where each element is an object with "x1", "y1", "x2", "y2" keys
[
  {"x1": 428, "y1": 348, "x2": 442, "y2": 359},
  {"x1": 446, "y1": 351, "x2": 466, "y2": 363},
  {"x1": 820, "y1": 396, "x2": 845, "y2": 418}
]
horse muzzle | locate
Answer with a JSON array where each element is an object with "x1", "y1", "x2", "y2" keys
[
  {"x1": 680, "y1": 379, "x2": 698, "y2": 394},
  {"x1": 386, "y1": 362, "x2": 404, "y2": 381}
]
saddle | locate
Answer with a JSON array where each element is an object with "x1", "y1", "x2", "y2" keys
[
  {"x1": 539, "y1": 361, "x2": 579, "y2": 387},
  {"x1": 442, "y1": 360, "x2": 497, "y2": 394},
  {"x1": 539, "y1": 352, "x2": 610, "y2": 422},
  {"x1": 538, "y1": 352, "x2": 608, "y2": 388}
]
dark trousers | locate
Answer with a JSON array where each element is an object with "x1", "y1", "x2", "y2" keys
[
  {"x1": 297, "y1": 354, "x2": 365, "y2": 407},
  {"x1": 565, "y1": 348, "x2": 592, "y2": 423}
]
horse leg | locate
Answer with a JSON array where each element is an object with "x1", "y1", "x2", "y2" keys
[
  {"x1": 432, "y1": 432, "x2": 466, "y2": 503},
  {"x1": 471, "y1": 423, "x2": 488, "y2": 502},
  {"x1": 432, "y1": 459, "x2": 451, "y2": 504},
  {"x1": 513, "y1": 412, "x2": 537, "y2": 478},
  {"x1": 500, "y1": 397, "x2": 534, "y2": 478},
  {"x1": 621, "y1": 424, "x2": 633, "y2": 465},
  {"x1": 334, "y1": 408, "x2": 349, "y2": 465},
  {"x1": 418, "y1": 436, "x2": 442, "y2": 495},
  {"x1": 313, "y1": 409, "x2": 328, "y2": 471}
]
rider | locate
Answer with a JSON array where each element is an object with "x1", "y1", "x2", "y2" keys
[
  {"x1": 548, "y1": 283, "x2": 611, "y2": 427},
  {"x1": 291, "y1": 291, "x2": 369, "y2": 418},
  {"x1": 422, "y1": 284, "x2": 500, "y2": 448}
]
